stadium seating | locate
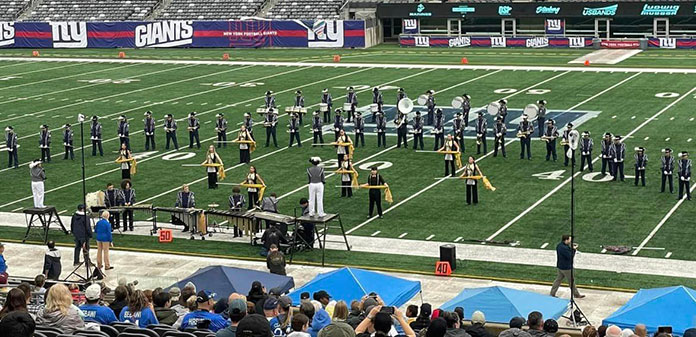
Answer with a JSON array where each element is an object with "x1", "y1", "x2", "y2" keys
[
  {"x1": 155, "y1": 0, "x2": 265, "y2": 20},
  {"x1": 266, "y1": 0, "x2": 344, "y2": 20},
  {"x1": 24, "y1": 0, "x2": 159, "y2": 22},
  {"x1": 0, "y1": 0, "x2": 30, "y2": 21}
]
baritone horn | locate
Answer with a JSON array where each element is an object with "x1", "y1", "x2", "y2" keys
[{"x1": 398, "y1": 98, "x2": 414, "y2": 114}]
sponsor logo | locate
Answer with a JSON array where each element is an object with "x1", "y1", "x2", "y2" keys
[
  {"x1": 448, "y1": 36, "x2": 471, "y2": 48},
  {"x1": 498, "y1": 6, "x2": 512, "y2": 16},
  {"x1": 490, "y1": 37, "x2": 506, "y2": 48},
  {"x1": 546, "y1": 19, "x2": 564, "y2": 34},
  {"x1": 568, "y1": 37, "x2": 586, "y2": 48},
  {"x1": 135, "y1": 21, "x2": 193, "y2": 48},
  {"x1": 536, "y1": 6, "x2": 560, "y2": 15},
  {"x1": 409, "y1": 4, "x2": 432, "y2": 17},
  {"x1": 658, "y1": 38, "x2": 676, "y2": 49},
  {"x1": 403, "y1": 19, "x2": 418, "y2": 31},
  {"x1": 50, "y1": 22, "x2": 87, "y2": 48},
  {"x1": 452, "y1": 6, "x2": 476, "y2": 16},
  {"x1": 640, "y1": 4, "x2": 680, "y2": 16},
  {"x1": 0, "y1": 22, "x2": 15, "y2": 47},
  {"x1": 414, "y1": 36, "x2": 430, "y2": 47},
  {"x1": 582, "y1": 4, "x2": 618, "y2": 16},
  {"x1": 305, "y1": 20, "x2": 345, "y2": 48},
  {"x1": 525, "y1": 37, "x2": 549, "y2": 48}
]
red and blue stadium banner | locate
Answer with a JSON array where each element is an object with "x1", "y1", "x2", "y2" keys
[
  {"x1": 648, "y1": 38, "x2": 696, "y2": 49},
  {"x1": 402, "y1": 19, "x2": 419, "y2": 35},
  {"x1": 544, "y1": 19, "x2": 565, "y2": 35},
  {"x1": 0, "y1": 20, "x2": 365, "y2": 48},
  {"x1": 400, "y1": 35, "x2": 592, "y2": 48}
]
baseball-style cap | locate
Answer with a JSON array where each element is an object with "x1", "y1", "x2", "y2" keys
[
  {"x1": 168, "y1": 287, "x2": 181, "y2": 301},
  {"x1": 237, "y1": 314, "x2": 273, "y2": 337},
  {"x1": 228, "y1": 298, "x2": 247, "y2": 314},
  {"x1": 278, "y1": 296, "x2": 292, "y2": 308},
  {"x1": 300, "y1": 292, "x2": 310, "y2": 300},
  {"x1": 313, "y1": 290, "x2": 331, "y2": 301},
  {"x1": 196, "y1": 290, "x2": 216, "y2": 303},
  {"x1": 85, "y1": 284, "x2": 102, "y2": 300},
  {"x1": 263, "y1": 298, "x2": 279, "y2": 310}
]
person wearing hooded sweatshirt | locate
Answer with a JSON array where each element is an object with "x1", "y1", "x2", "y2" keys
[
  {"x1": 247, "y1": 281, "x2": 268, "y2": 315},
  {"x1": 465, "y1": 311, "x2": 492, "y2": 337},
  {"x1": 153, "y1": 291, "x2": 178, "y2": 326},
  {"x1": 308, "y1": 308, "x2": 331, "y2": 337},
  {"x1": 42, "y1": 241, "x2": 61, "y2": 280},
  {"x1": 410, "y1": 303, "x2": 432, "y2": 332},
  {"x1": 35, "y1": 284, "x2": 85, "y2": 333},
  {"x1": 70, "y1": 204, "x2": 91, "y2": 266},
  {"x1": 442, "y1": 311, "x2": 470, "y2": 337},
  {"x1": 270, "y1": 296, "x2": 293, "y2": 336},
  {"x1": 499, "y1": 317, "x2": 531, "y2": 337}
]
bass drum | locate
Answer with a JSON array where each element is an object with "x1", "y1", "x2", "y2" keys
[
  {"x1": 451, "y1": 96, "x2": 464, "y2": 109},
  {"x1": 523, "y1": 104, "x2": 539, "y2": 120},
  {"x1": 487, "y1": 102, "x2": 500, "y2": 116}
]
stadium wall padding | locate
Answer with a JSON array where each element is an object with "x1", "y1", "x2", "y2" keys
[
  {"x1": 399, "y1": 35, "x2": 594, "y2": 48},
  {"x1": 0, "y1": 20, "x2": 365, "y2": 48}
]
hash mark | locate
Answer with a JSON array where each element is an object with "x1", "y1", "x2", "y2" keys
[
  {"x1": 426, "y1": 234, "x2": 435, "y2": 241},
  {"x1": 186, "y1": 102, "x2": 193, "y2": 105},
  {"x1": 665, "y1": 252, "x2": 672, "y2": 258},
  {"x1": 371, "y1": 231, "x2": 381, "y2": 237},
  {"x1": 11, "y1": 207, "x2": 23, "y2": 212},
  {"x1": 398, "y1": 232, "x2": 408, "y2": 238},
  {"x1": 665, "y1": 138, "x2": 671, "y2": 141},
  {"x1": 688, "y1": 138, "x2": 693, "y2": 143},
  {"x1": 454, "y1": 236, "x2": 462, "y2": 242},
  {"x1": 540, "y1": 242, "x2": 549, "y2": 249},
  {"x1": 612, "y1": 115, "x2": 617, "y2": 119},
  {"x1": 644, "y1": 137, "x2": 650, "y2": 140}
]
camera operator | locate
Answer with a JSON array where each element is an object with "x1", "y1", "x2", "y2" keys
[
  {"x1": 550, "y1": 235, "x2": 584, "y2": 299},
  {"x1": 355, "y1": 305, "x2": 416, "y2": 337}
]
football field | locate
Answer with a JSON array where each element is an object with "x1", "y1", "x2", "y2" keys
[{"x1": 0, "y1": 49, "x2": 695, "y2": 276}]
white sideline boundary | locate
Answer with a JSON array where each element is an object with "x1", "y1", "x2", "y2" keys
[{"x1": 4, "y1": 56, "x2": 696, "y2": 74}]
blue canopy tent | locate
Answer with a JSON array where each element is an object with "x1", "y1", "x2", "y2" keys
[
  {"x1": 168, "y1": 265, "x2": 294, "y2": 300},
  {"x1": 603, "y1": 286, "x2": 696, "y2": 336},
  {"x1": 440, "y1": 286, "x2": 569, "y2": 323},
  {"x1": 287, "y1": 267, "x2": 421, "y2": 307}
]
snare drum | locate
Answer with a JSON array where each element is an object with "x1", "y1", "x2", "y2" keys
[
  {"x1": 370, "y1": 104, "x2": 379, "y2": 112},
  {"x1": 343, "y1": 103, "x2": 352, "y2": 111},
  {"x1": 319, "y1": 103, "x2": 328, "y2": 112}
]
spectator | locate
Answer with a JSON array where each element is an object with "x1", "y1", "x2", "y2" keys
[
  {"x1": 346, "y1": 300, "x2": 362, "y2": 328},
  {"x1": 443, "y1": 311, "x2": 470, "y2": 337},
  {"x1": 249, "y1": 281, "x2": 268, "y2": 314},
  {"x1": 319, "y1": 304, "x2": 355, "y2": 337},
  {"x1": 605, "y1": 326, "x2": 622, "y2": 337},
  {"x1": 313, "y1": 291, "x2": 331, "y2": 308},
  {"x1": 356, "y1": 306, "x2": 416, "y2": 337},
  {"x1": 109, "y1": 285, "x2": 129, "y2": 318},
  {"x1": 169, "y1": 287, "x2": 188, "y2": 316},
  {"x1": 526, "y1": 312, "x2": 545, "y2": 337},
  {"x1": 300, "y1": 292, "x2": 311, "y2": 303},
  {"x1": 308, "y1": 308, "x2": 331, "y2": 337},
  {"x1": 0, "y1": 242, "x2": 7, "y2": 284},
  {"x1": 0, "y1": 311, "x2": 35, "y2": 337},
  {"x1": 33, "y1": 275, "x2": 47, "y2": 296},
  {"x1": 70, "y1": 204, "x2": 91, "y2": 266},
  {"x1": 153, "y1": 291, "x2": 178, "y2": 325},
  {"x1": 237, "y1": 314, "x2": 274, "y2": 337},
  {"x1": 427, "y1": 318, "x2": 448, "y2": 337},
  {"x1": 264, "y1": 298, "x2": 280, "y2": 321},
  {"x1": 289, "y1": 314, "x2": 311, "y2": 337},
  {"x1": 144, "y1": 289, "x2": 154, "y2": 306},
  {"x1": 0, "y1": 288, "x2": 28, "y2": 319},
  {"x1": 598, "y1": 326, "x2": 608, "y2": 337},
  {"x1": 633, "y1": 325, "x2": 646, "y2": 337},
  {"x1": 300, "y1": 301, "x2": 315, "y2": 322},
  {"x1": 119, "y1": 289, "x2": 159, "y2": 328},
  {"x1": 80, "y1": 284, "x2": 118, "y2": 325},
  {"x1": 409, "y1": 303, "x2": 432, "y2": 332},
  {"x1": 270, "y1": 296, "x2": 293, "y2": 336},
  {"x1": 181, "y1": 283, "x2": 197, "y2": 307},
  {"x1": 68, "y1": 283, "x2": 83, "y2": 304},
  {"x1": 42, "y1": 241, "x2": 62, "y2": 280},
  {"x1": 466, "y1": 311, "x2": 492, "y2": 337},
  {"x1": 95, "y1": 210, "x2": 113, "y2": 270},
  {"x1": 35, "y1": 283, "x2": 85, "y2": 333},
  {"x1": 215, "y1": 298, "x2": 229, "y2": 316},
  {"x1": 620, "y1": 329, "x2": 633, "y2": 337},
  {"x1": 332, "y1": 301, "x2": 349, "y2": 322},
  {"x1": 543, "y1": 319, "x2": 559, "y2": 337},
  {"x1": 181, "y1": 290, "x2": 229, "y2": 332},
  {"x1": 406, "y1": 305, "x2": 418, "y2": 325},
  {"x1": 453, "y1": 308, "x2": 464, "y2": 326},
  {"x1": 217, "y1": 298, "x2": 248, "y2": 337},
  {"x1": 247, "y1": 301, "x2": 257, "y2": 315},
  {"x1": 499, "y1": 317, "x2": 531, "y2": 337},
  {"x1": 267, "y1": 244, "x2": 287, "y2": 276}
]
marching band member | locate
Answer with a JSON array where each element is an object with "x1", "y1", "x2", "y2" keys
[
  {"x1": 164, "y1": 114, "x2": 179, "y2": 150},
  {"x1": 397, "y1": 88, "x2": 407, "y2": 105},
  {"x1": 117, "y1": 143, "x2": 133, "y2": 180},
  {"x1": 175, "y1": 184, "x2": 196, "y2": 232},
  {"x1": 493, "y1": 117, "x2": 506, "y2": 157},
  {"x1": 375, "y1": 111, "x2": 387, "y2": 148},
  {"x1": 244, "y1": 112, "x2": 255, "y2": 141},
  {"x1": 336, "y1": 129, "x2": 353, "y2": 169},
  {"x1": 346, "y1": 87, "x2": 357, "y2": 123},
  {"x1": 426, "y1": 90, "x2": 435, "y2": 126},
  {"x1": 215, "y1": 113, "x2": 227, "y2": 148},
  {"x1": 244, "y1": 165, "x2": 266, "y2": 209},
  {"x1": 498, "y1": 99, "x2": 508, "y2": 122},
  {"x1": 203, "y1": 145, "x2": 224, "y2": 189},
  {"x1": 396, "y1": 112, "x2": 408, "y2": 148},
  {"x1": 462, "y1": 156, "x2": 483, "y2": 205},
  {"x1": 372, "y1": 87, "x2": 383, "y2": 121},
  {"x1": 229, "y1": 187, "x2": 245, "y2": 237},
  {"x1": 118, "y1": 179, "x2": 135, "y2": 231},
  {"x1": 452, "y1": 112, "x2": 465, "y2": 152},
  {"x1": 312, "y1": 111, "x2": 324, "y2": 144},
  {"x1": 537, "y1": 100, "x2": 547, "y2": 138},
  {"x1": 5, "y1": 126, "x2": 18, "y2": 169},
  {"x1": 432, "y1": 109, "x2": 444, "y2": 151},
  {"x1": 62, "y1": 124, "x2": 74, "y2": 160},
  {"x1": 661, "y1": 148, "x2": 675, "y2": 194},
  {"x1": 543, "y1": 119, "x2": 559, "y2": 162},
  {"x1": 354, "y1": 112, "x2": 365, "y2": 147},
  {"x1": 340, "y1": 154, "x2": 354, "y2": 198},
  {"x1": 294, "y1": 90, "x2": 305, "y2": 125},
  {"x1": 462, "y1": 94, "x2": 471, "y2": 128},
  {"x1": 39, "y1": 124, "x2": 51, "y2": 163},
  {"x1": 264, "y1": 91, "x2": 276, "y2": 110},
  {"x1": 90, "y1": 115, "x2": 104, "y2": 156},
  {"x1": 144, "y1": 111, "x2": 156, "y2": 151},
  {"x1": 321, "y1": 88, "x2": 333, "y2": 123},
  {"x1": 580, "y1": 131, "x2": 593, "y2": 172},
  {"x1": 307, "y1": 157, "x2": 326, "y2": 218},
  {"x1": 634, "y1": 147, "x2": 648, "y2": 187},
  {"x1": 609, "y1": 135, "x2": 626, "y2": 182},
  {"x1": 412, "y1": 111, "x2": 424, "y2": 150},
  {"x1": 364, "y1": 166, "x2": 388, "y2": 219},
  {"x1": 288, "y1": 113, "x2": 302, "y2": 148},
  {"x1": 187, "y1": 112, "x2": 201, "y2": 149},
  {"x1": 601, "y1": 133, "x2": 613, "y2": 176},
  {"x1": 117, "y1": 115, "x2": 130, "y2": 150},
  {"x1": 678, "y1": 151, "x2": 692, "y2": 201},
  {"x1": 104, "y1": 182, "x2": 121, "y2": 230},
  {"x1": 438, "y1": 134, "x2": 460, "y2": 177},
  {"x1": 264, "y1": 109, "x2": 279, "y2": 148},
  {"x1": 475, "y1": 112, "x2": 487, "y2": 155},
  {"x1": 237, "y1": 125, "x2": 253, "y2": 164},
  {"x1": 562, "y1": 123, "x2": 575, "y2": 166},
  {"x1": 30, "y1": 160, "x2": 46, "y2": 208},
  {"x1": 517, "y1": 114, "x2": 534, "y2": 160},
  {"x1": 333, "y1": 109, "x2": 344, "y2": 141}
]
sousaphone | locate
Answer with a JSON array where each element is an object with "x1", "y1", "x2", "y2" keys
[{"x1": 398, "y1": 98, "x2": 414, "y2": 114}]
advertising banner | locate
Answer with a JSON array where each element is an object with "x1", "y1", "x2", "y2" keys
[
  {"x1": 400, "y1": 35, "x2": 592, "y2": 48},
  {"x1": 599, "y1": 40, "x2": 640, "y2": 49}
]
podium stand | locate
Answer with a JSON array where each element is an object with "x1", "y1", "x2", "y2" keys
[
  {"x1": 22, "y1": 206, "x2": 69, "y2": 243},
  {"x1": 291, "y1": 213, "x2": 350, "y2": 266}
]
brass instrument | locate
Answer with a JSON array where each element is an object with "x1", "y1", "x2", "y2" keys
[
  {"x1": 516, "y1": 131, "x2": 532, "y2": 138},
  {"x1": 541, "y1": 135, "x2": 552, "y2": 143},
  {"x1": 476, "y1": 133, "x2": 482, "y2": 145},
  {"x1": 560, "y1": 139, "x2": 569, "y2": 146}
]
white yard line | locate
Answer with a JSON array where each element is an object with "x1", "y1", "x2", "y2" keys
[
  {"x1": 0, "y1": 63, "x2": 140, "y2": 93},
  {"x1": 488, "y1": 84, "x2": 696, "y2": 242},
  {"x1": 1, "y1": 62, "x2": 83, "y2": 78},
  {"x1": 0, "y1": 62, "x2": 32, "y2": 71}
]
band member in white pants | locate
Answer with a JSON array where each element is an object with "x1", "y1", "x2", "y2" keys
[
  {"x1": 307, "y1": 157, "x2": 326, "y2": 217},
  {"x1": 30, "y1": 160, "x2": 46, "y2": 208}
]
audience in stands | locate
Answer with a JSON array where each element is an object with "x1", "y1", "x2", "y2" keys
[
  {"x1": 267, "y1": 244, "x2": 287, "y2": 276},
  {"x1": 410, "y1": 303, "x2": 431, "y2": 332},
  {"x1": 426, "y1": 318, "x2": 448, "y2": 337},
  {"x1": 35, "y1": 283, "x2": 85, "y2": 333},
  {"x1": 543, "y1": 319, "x2": 559, "y2": 337},
  {"x1": 33, "y1": 275, "x2": 47, "y2": 296},
  {"x1": 270, "y1": 296, "x2": 293, "y2": 336},
  {"x1": 355, "y1": 305, "x2": 416, "y2": 337},
  {"x1": 249, "y1": 281, "x2": 269, "y2": 314},
  {"x1": 0, "y1": 310, "x2": 35, "y2": 337},
  {"x1": 238, "y1": 313, "x2": 274, "y2": 337},
  {"x1": 582, "y1": 325, "x2": 598, "y2": 337},
  {"x1": 154, "y1": 290, "x2": 178, "y2": 325},
  {"x1": 217, "y1": 298, "x2": 247, "y2": 337},
  {"x1": 633, "y1": 325, "x2": 646, "y2": 337},
  {"x1": 0, "y1": 242, "x2": 8, "y2": 284},
  {"x1": 466, "y1": 311, "x2": 492, "y2": 337},
  {"x1": 289, "y1": 313, "x2": 311, "y2": 337},
  {"x1": 80, "y1": 284, "x2": 118, "y2": 325},
  {"x1": 525, "y1": 312, "x2": 544, "y2": 337},
  {"x1": 42, "y1": 241, "x2": 61, "y2": 281},
  {"x1": 109, "y1": 285, "x2": 128, "y2": 318},
  {"x1": 308, "y1": 304, "x2": 331, "y2": 337},
  {"x1": 500, "y1": 317, "x2": 531, "y2": 337},
  {"x1": 405, "y1": 305, "x2": 418, "y2": 325},
  {"x1": 606, "y1": 326, "x2": 622, "y2": 337},
  {"x1": 119, "y1": 289, "x2": 158, "y2": 328},
  {"x1": 181, "y1": 290, "x2": 230, "y2": 332},
  {"x1": 442, "y1": 310, "x2": 470, "y2": 337}
]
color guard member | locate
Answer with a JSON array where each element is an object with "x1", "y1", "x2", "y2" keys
[
  {"x1": 463, "y1": 156, "x2": 483, "y2": 205},
  {"x1": 244, "y1": 165, "x2": 266, "y2": 209},
  {"x1": 117, "y1": 143, "x2": 133, "y2": 180},
  {"x1": 203, "y1": 145, "x2": 223, "y2": 189},
  {"x1": 365, "y1": 167, "x2": 387, "y2": 219},
  {"x1": 237, "y1": 125, "x2": 253, "y2": 164},
  {"x1": 438, "y1": 134, "x2": 460, "y2": 177},
  {"x1": 340, "y1": 154, "x2": 354, "y2": 198},
  {"x1": 336, "y1": 129, "x2": 352, "y2": 169}
]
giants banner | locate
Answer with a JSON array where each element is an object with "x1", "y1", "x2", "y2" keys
[
  {"x1": 0, "y1": 20, "x2": 365, "y2": 48},
  {"x1": 648, "y1": 38, "x2": 696, "y2": 49},
  {"x1": 402, "y1": 19, "x2": 419, "y2": 34},
  {"x1": 400, "y1": 35, "x2": 592, "y2": 48},
  {"x1": 544, "y1": 19, "x2": 565, "y2": 35}
]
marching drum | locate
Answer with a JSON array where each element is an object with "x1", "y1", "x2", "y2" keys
[
  {"x1": 487, "y1": 102, "x2": 500, "y2": 116},
  {"x1": 451, "y1": 96, "x2": 464, "y2": 109},
  {"x1": 319, "y1": 103, "x2": 329, "y2": 112},
  {"x1": 417, "y1": 94, "x2": 428, "y2": 105},
  {"x1": 523, "y1": 104, "x2": 539, "y2": 119},
  {"x1": 343, "y1": 103, "x2": 353, "y2": 111},
  {"x1": 370, "y1": 103, "x2": 379, "y2": 112}
]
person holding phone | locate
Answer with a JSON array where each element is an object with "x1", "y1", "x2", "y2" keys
[
  {"x1": 355, "y1": 305, "x2": 416, "y2": 337},
  {"x1": 550, "y1": 235, "x2": 584, "y2": 299}
]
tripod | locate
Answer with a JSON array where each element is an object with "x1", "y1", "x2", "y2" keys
[{"x1": 64, "y1": 244, "x2": 101, "y2": 282}]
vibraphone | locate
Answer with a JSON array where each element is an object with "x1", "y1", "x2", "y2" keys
[
  {"x1": 205, "y1": 208, "x2": 256, "y2": 241},
  {"x1": 152, "y1": 207, "x2": 206, "y2": 239}
]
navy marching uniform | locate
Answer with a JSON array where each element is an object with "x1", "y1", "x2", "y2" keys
[
  {"x1": 562, "y1": 124, "x2": 575, "y2": 166},
  {"x1": 366, "y1": 169, "x2": 386, "y2": 218},
  {"x1": 609, "y1": 136, "x2": 626, "y2": 181},
  {"x1": 678, "y1": 152, "x2": 692, "y2": 200},
  {"x1": 5, "y1": 127, "x2": 18, "y2": 168},
  {"x1": 462, "y1": 95, "x2": 471, "y2": 128},
  {"x1": 264, "y1": 91, "x2": 276, "y2": 110},
  {"x1": 294, "y1": 90, "x2": 305, "y2": 125},
  {"x1": 62, "y1": 124, "x2": 74, "y2": 160},
  {"x1": 375, "y1": 112, "x2": 387, "y2": 148},
  {"x1": 432, "y1": 109, "x2": 444, "y2": 151},
  {"x1": 175, "y1": 188, "x2": 196, "y2": 232},
  {"x1": 498, "y1": 99, "x2": 508, "y2": 123},
  {"x1": 264, "y1": 110, "x2": 278, "y2": 147},
  {"x1": 144, "y1": 111, "x2": 156, "y2": 151},
  {"x1": 396, "y1": 112, "x2": 408, "y2": 148},
  {"x1": 372, "y1": 87, "x2": 383, "y2": 121},
  {"x1": 543, "y1": 120, "x2": 559, "y2": 162},
  {"x1": 312, "y1": 111, "x2": 324, "y2": 144},
  {"x1": 517, "y1": 115, "x2": 534, "y2": 160},
  {"x1": 346, "y1": 87, "x2": 357, "y2": 123},
  {"x1": 634, "y1": 147, "x2": 648, "y2": 187},
  {"x1": 452, "y1": 113, "x2": 465, "y2": 153},
  {"x1": 39, "y1": 125, "x2": 51, "y2": 163},
  {"x1": 412, "y1": 111, "x2": 424, "y2": 150},
  {"x1": 536, "y1": 100, "x2": 547, "y2": 138},
  {"x1": 117, "y1": 116, "x2": 130, "y2": 150},
  {"x1": 90, "y1": 116, "x2": 104, "y2": 156},
  {"x1": 425, "y1": 90, "x2": 435, "y2": 126},
  {"x1": 354, "y1": 112, "x2": 365, "y2": 147},
  {"x1": 321, "y1": 89, "x2": 333, "y2": 123},
  {"x1": 493, "y1": 117, "x2": 506, "y2": 157},
  {"x1": 580, "y1": 132, "x2": 594, "y2": 172},
  {"x1": 288, "y1": 113, "x2": 302, "y2": 148},
  {"x1": 397, "y1": 88, "x2": 407, "y2": 106},
  {"x1": 661, "y1": 148, "x2": 675, "y2": 193},
  {"x1": 104, "y1": 185, "x2": 122, "y2": 230},
  {"x1": 333, "y1": 109, "x2": 344, "y2": 141},
  {"x1": 600, "y1": 133, "x2": 613, "y2": 175},
  {"x1": 215, "y1": 113, "x2": 228, "y2": 148},
  {"x1": 475, "y1": 113, "x2": 488, "y2": 155},
  {"x1": 164, "y1": 114, "x2": 179, "y2": 150},
  {"x1": 229, "y1": 190, "x2": 246, "y2": 237},
  {"x1": 187, "y1": 112, "x2": 201, "y2": 149},
  {"x1": 244, "y1": 113, "x2": 255, "y2": 140},
  {"x1": 118, "y1": 181, "x2": 136, "y2": 231}
]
